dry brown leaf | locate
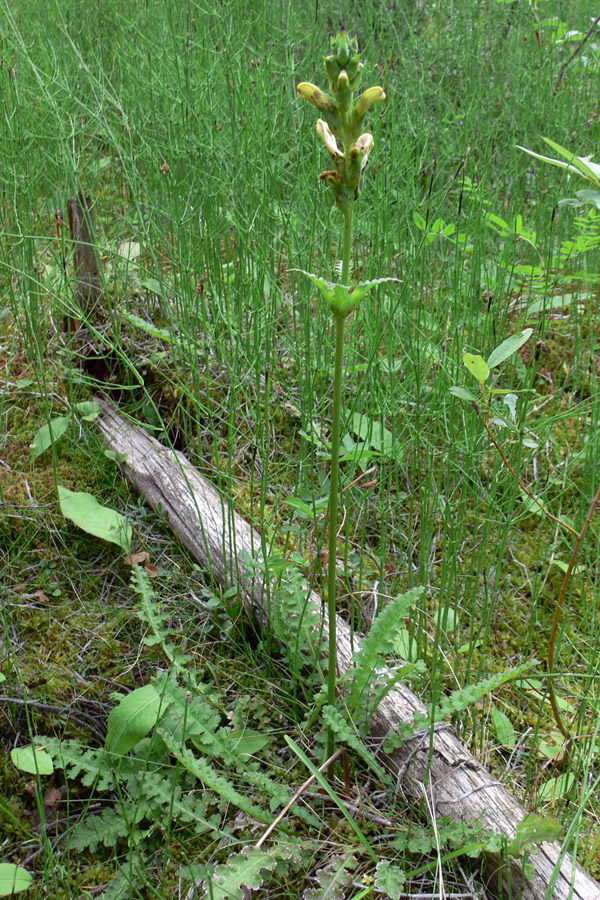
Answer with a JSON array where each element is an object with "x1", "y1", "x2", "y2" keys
[{"x1": 124, "y1": 551, "x2": 150, "y2": 566}]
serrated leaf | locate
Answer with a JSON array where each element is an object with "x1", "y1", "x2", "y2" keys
[
  {"x1": 375, "y1": 860, "x2": 406, "y2": 899},
  {"x1": 58, "y1": 486, "x2": 132, "y2": 552},
  {"x1": 70, "y1": 807, "x2": 131, "y2": 852},
  {"x1": 507, "y1": 812, "x2": 563, "y2": 852},
  {"x1": 202, "y1": 848, "x2": 278, "y2": 900},
  {"x1": 490, "y1": 707, "x2": 516, "y2": 748},
  {"x1": 463, "y1": 353, "x2": 489, "y2": 383},
  {"x1": 303, "y1": 855, "x2": 356, "y2": 900},
  {"x1": 449, "y1": 385, "x2": 478, "y2": 402},
  {"x1": 487, "y1": 329, "x2": 533, "y2": 369},
  {"x1": 11, "y1": 744, "x2": 54, "y2": 775},
  {"x1": 30, "y1": 415, "x2": 71, "y2": 458},
  {"x1": 105, "y1": 684, "x2": 163, "y2": 755},
  {"x1": 0, "y1": 864, "x2": 33, "y2": 897}
]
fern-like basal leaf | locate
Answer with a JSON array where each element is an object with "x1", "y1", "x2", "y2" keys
[
  {"x1": 99, "y1": 850, "x2": 148, "y2": 900},
  {"x1": 323, "y1": 706, "x2": 390, "y2": 785},
  {"x1": 347, "y1": 587, "x2": 424, "y2": 714},
  {"x1": 70, "y1": 806, "x2": 132, "y2": 853},
  {"x1": 201, "y1": 848, "x2": 279, "y2": 900},
  {"x1": 155, "y1": 676, "x2": 224, "y2": 757},
  {"x1": 374, "y1": 860, "x2": 406, "y2": 899},
  {"x1": 303, "y1": 854, "x2": 357, "y2": 900},
  {"x1": 413, "y1": 661, "x2": 535, "y2": 729},
  {"x1": 157, "y1": 727, "x2": 272, "y2": 825},
  {"x1": 242, "y1": 766, "x2": 321, "y2": 827},
  {"x1": 141, "y1": 771, "x2": 220, "y2": 836},
  {"x1": 41, "y1": 738, "x2": 114, "y2": 791}
]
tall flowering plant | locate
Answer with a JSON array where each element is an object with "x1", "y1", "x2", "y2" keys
[{"x1": 296, "y1": 33, "x2": 394, "y2": 761}]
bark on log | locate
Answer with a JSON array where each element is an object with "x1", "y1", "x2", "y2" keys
[
  {"x1": 96, "y1": 398, "x2": 600, "y2": 900},
  {"x1": 66, "y1": 194, "x2": 102, "y2": 329}
]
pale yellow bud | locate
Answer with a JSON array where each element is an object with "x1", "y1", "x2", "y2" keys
[
  {"x1": 351, "y1": 133, "x2": 374, "y2": 158},
  {"x1": 316, "y1": 119, "x2": 343, "y2": 158},
  {"x1": 353, "y1": 86, "x2": 386, "y2": 119},
  {"x1": 296, "y1": 82, "x2": 336, "y2": 114}
]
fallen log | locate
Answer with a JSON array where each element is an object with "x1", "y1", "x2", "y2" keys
[{"x1": 96, "y1": 397, "x2": 600, "y2": 900}]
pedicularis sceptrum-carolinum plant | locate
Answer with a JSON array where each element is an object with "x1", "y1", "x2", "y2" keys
[{"x1": 296, "y1": 33, "x2": 397, "y2": 761}]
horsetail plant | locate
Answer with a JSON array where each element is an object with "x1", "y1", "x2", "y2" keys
[{"x1": 296, "y1": 33, "x2": 395, "y2": 762}]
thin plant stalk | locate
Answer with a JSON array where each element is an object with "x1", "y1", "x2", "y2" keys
[{"x1": 325, "y1": 205, "x2": 353, "y2": 763}]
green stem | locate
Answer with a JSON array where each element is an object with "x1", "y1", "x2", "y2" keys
[
  {"x1": 341, "y1": 202, "x2": 354, "y2": 285},
  {"x1": 326, "y1": 202, "x2": 353, "y2": 765}
]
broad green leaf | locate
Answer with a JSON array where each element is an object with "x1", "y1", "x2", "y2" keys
[
  {"x1": 30, "y1": 415, "x2": 71, "y2": 459},
  {"x1": 117, "y1": 240, "x2": 141, "y2": 261},
  {"x1": 490, "y1": 707, "x2": 516, "y2": 749},
  {"x1": 11, "y1": 745, "x2": 54, "y2": 775},
  {"x1": 413, "y1": 211, "x2": 427, "y2": 231},
  {"x1": 573, "y1": 189, "x2": 600, "y2": 208},
  {"x1": 503, "y1": 393, "x2": 518, "y2": 423},
  {"x1": 142, "y1": 277, "x2": 164, "y2": 296},
  {"x1": 526, "y1": 295, "x2": 584, "y2": 314},
  {"x1": 449, "y1": 385, "x2": 478, "y2": 402},
  {"x1": 122, "y1": 311, "x2": 172, "y2": 342},
  {"x1": 58, "y1": 486, "x2": 132, "y2": 552},
  {"x1": 0, "y1": 864, "x2": 33, "y2": 896},
  {"x1": 487, "y1": 329, "x2": 533, "y2": 369},
  {"x1": 375, "y1": 860, "x2": 406, "y2": 900},
  {"x1": 220, "y1": 729, "x2": 270, "y2": 758},
  {"x1": 73, "y1": 401, "x2": 101, "y2": 421},
  {"x1": 519, "y1": 488, "x2": 544, "y2": 517},
  {"x1": 351, "y1": 413, "x2": 394, "y2": 456},
  {"x1": 105, "y1": 684, "x2": 163, "y2": 755},
  {"x1": 463, "y1": 353, "x2": 489, "y2": 383}
]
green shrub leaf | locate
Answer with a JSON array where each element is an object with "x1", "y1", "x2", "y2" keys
[
  {"x1": 487, "y1": 329, "x2": 533, "y2": 369},
  {"x1": 462, "y1": 353, "x2": 489, "y2": 383}
]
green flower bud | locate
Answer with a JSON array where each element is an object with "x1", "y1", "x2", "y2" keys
[
  {"x1": 324, "y1": 56, "x2": 340, "y2": 92},
  {"x1": 333, "y1": 32, "x2": 351, "y2": 67},
  {"x1": 296, "y1": 82, "x2": 337, "y2": 114},
  {"x1": 345, "y1": 58, "x2": 362, "y2": 84},
  {"x1": 353, "y1": 86, "x2": 386, "y2": 120},
  {"x1": 335, "y1": 70, "x2": 352, "y2": 115}
]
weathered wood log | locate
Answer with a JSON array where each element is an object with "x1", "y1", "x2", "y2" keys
[
  {"x1": 66, "y1": 194, "x2": 102, "y2": 330},
  {"x1": 96, "y1": 397, "x2": 600, "y2": 900}
]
